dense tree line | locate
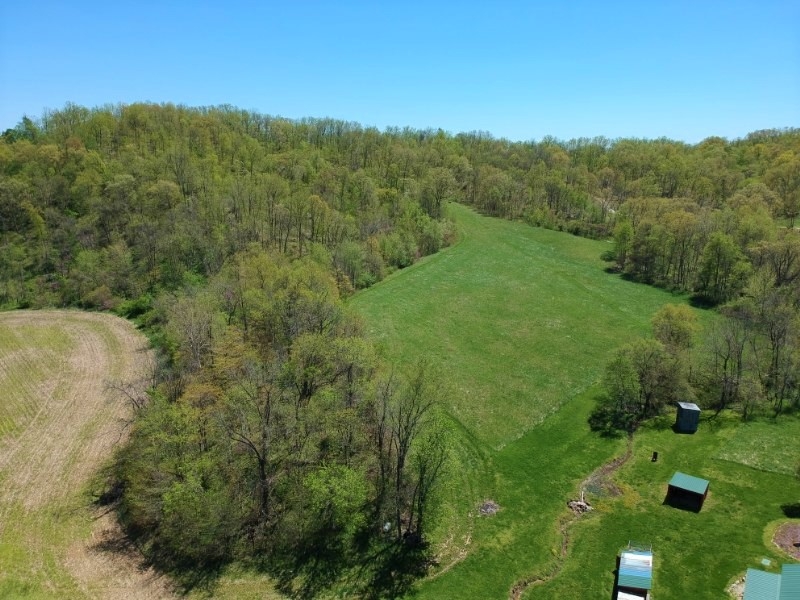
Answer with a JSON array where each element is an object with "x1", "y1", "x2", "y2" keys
[
  {"x1": 1, "y1": 104, "x2": 460, "y2": 590},
  {"x1": 115, "y1": 248, "x2": 449, "y2": 585},
  {"x1": 0, "y1": 103, "x2": 459, "y2": 309},
  {"x1": 593, "y1": 156, "x2": 800, "y2": 431},
  {"x1": 1, "y1": 104, "x2": 798, "y2": 309}
]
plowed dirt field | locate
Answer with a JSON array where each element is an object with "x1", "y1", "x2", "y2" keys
[{"x1": 0, "y1": 310, "x2": 174, "y2": 599}]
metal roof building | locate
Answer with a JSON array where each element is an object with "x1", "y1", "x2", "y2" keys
[
  {"x1": 616, "y1": 547, "x2": 653, "y2": 599},
  {"x1": 675, "y1": 401, "x2": 700, "y2": 433},
  {"x1": 743, "y1": 564, "x2": 800, "y2": 600},
  {"x1": 668, "y1": 472, "x2": 709, "y2": 496},
  {"x1": 618, "y1": 551, "x2": 653, "y2": 589},
  {"x1": 666, "y1": 471, "x2": 709, "y2": 511},
  {"x1": 744, "y1": 569, "x2": 781, "y2": 600},
  {"x1": 778, "y1": 564, "x2": 800, "y2": 600}
]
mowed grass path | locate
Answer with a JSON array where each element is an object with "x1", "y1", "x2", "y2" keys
[
  {"x1": 352, "y1": 204, "x2": 683, "y2": 450},
  {"x1": 350, "y1": 204, "x2": 700, "y2": 598}
]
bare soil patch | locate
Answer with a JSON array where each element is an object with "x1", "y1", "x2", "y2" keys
[
  {"x1": 726, "y1": 573, "x2": 745, "y2": 600},
  {"x1": 581, "y1": 440, "x2": 632, "y2": 498},
  {"x1": 65, "y1": 509, "x2": 173, "y2": 599},
  {"x1": 773, "y1": 522, "x2": 800, "y2": 560},
  {"x1": 0, "y1": 310, "x2": 174, "y2": 599},
  {"x1": 479, "y1": 500, "x2": 501, "y2": 516}
]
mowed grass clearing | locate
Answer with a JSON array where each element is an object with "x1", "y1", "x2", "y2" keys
[
  {"x1": 525, "y1": 414, "x2": 800, "y2": 600},
  {"x1": 0, "y1": 310, "x2": 173, "y2": 599},
  {"x1": 349, "y1": 204, "x2": 722, "y2": 599},
  {"x1": 351, "y1": 203, "x2": 690, "y2": 450},
  {"x1": 714, "y1": 418, "x2": 800, "y2": 476}
]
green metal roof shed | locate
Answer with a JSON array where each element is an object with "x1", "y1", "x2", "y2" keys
[
  {"x1": 743, "y1": 564, "x2": 800, "y2": 600},
  {"x1": 778, "y1": 564, "x2": 800, "y2": 600},
  {"x1": 617, "y1": 550, "x2": 653, "y2": 591},
  {"x1": 666, "y1": 471, "x2": 710, "y2": 511},
  {"x1": 668, "y1": 472, "x2": 709, "y2": 496},
  {"x1": 744, "y1": 569, "x2": 781, "y2": 600}
]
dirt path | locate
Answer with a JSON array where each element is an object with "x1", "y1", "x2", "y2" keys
[
  {"x1": 509, "y1": 436, "x2": 633, "y2": 600},
  {"x1": 0, "y1": 310, "x2": 174, "y2": 599}
]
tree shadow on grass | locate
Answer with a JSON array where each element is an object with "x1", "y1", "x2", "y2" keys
[
  {"x1": 270, "y1": 531, "x2": 351, "y2": 599},
  {"x1": 268, "y1": 529, "x2": 430, "y2": 600},
  {"x1": 781, "y1": 503, "x2": 800, "y2": 518},
  {"x1": 688, "y1": 294, "x2": 718, "y2": 309},
  {"x1": 88, "y1": 516, "x2": 227, "y2": 596},
  {"x1": 648, "y1": 416, "x2": 674, "y2": 432},
  {"x1": 87, "y1": 481, "x2": 224, "y2": 595},
  {"x1": 588, "y1": 398, "x2": 635, "y2": 438},
  {"x1": 101, "y1": 477, "x2": 431, "y2": 600},
  {"x1": 699, "y1": 413, "x2": 729, "y2": 434},
  {"x1": 359, "y1": 541, "x2": 430, "y2": 600},
  {"x1": 162, "y1": 554, "x2": 229, "y2": 594}
]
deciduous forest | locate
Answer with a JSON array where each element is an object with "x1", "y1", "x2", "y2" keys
[{"x1": 1, "y1": 103, "x2": 799, "y2": 593}]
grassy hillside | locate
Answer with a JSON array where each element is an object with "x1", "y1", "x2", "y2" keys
[
  {"x1": 349, "y1": 204, "x2": 711, "y2": 598},
  {"x1": 351, "y1": 203, "x2": 686, "y2": 450},
  {"x1": 3, "y1": 206, "x2": 794, "y2": 599}
]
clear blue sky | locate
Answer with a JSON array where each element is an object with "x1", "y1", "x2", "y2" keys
[{"x1": 1, "y1": 1, "x2": 798, "y2": 143}]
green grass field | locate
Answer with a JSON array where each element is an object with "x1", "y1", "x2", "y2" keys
[
  {"x1": 715, "y1": 418, "x2": 800, "y2": 476},
  {"x1": 524, "y1": 413, "x2": 800, "y2": 600},
  {"x1": 350, "y1": 204, "x2": 686, "y2": 450},
  {"x1": 349, "y1": 204, "x2": 799, "y2": 599}
]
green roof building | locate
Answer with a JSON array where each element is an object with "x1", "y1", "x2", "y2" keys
[
  {"x1": 744, "y1": 569, "x2": 781, "y2": 600},
  {"x1": 675, "y1": 401, "x2": 701, "y2": 433},
  {"x1": 666, "y1": 471, "x2": 709, "y2": 511},
  {"x1": 743, "y1": 564, "x2": 800, "y2": 600},
  {"x1": 668, "y1": 472, "x2": 709, "y2": 495},
  {"x1": 615, "y1": 546, "x2": 653, "y2": 600}
]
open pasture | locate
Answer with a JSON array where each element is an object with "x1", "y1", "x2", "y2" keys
[
  {"x1": 350, "y1": 203, "x2": 684, "y2": 450},
  {"x1": 3, "y1": 206, "x2": 795, "y2": 599},
  {"x1": 351, "y1": 204, "x2": 718, "y2": 598},
  {"x1": 352, "y1": 205, "x2": 798, "y2": 599}
]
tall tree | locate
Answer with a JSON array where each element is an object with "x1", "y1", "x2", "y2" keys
[
  {"x1": 652, "y1": 304, "x2": 699, "y2": 354},
  {"x1": 766, "y1": 152, "x2": 800, "y2": 226},
  {"x1": 695, "y1": 232, "x2": 751, "y2": 305}
]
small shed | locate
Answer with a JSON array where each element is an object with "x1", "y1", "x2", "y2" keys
[
  {"x1": 675, "y1": 402, "x2": 701, "y2": 433},
  {"x1": 779, "y1": 564, "x2": 800, "y2": 600},
  {"x1": 666, "y1": 471, "x2": 709, "y2": 511},
  {"x1": 744, "y1": 568, "x2": 781, "y2": 600},
  {"x1": 616, "y1": 547, "x2": 653, "y2": 600},
  {"x1": 743, "y1": 564, "x2": 800, "y2": 600}
]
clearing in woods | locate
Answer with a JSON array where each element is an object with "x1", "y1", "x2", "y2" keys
[{"x1": 0, "y1": 310, "x2": 173, "y2": 599}]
